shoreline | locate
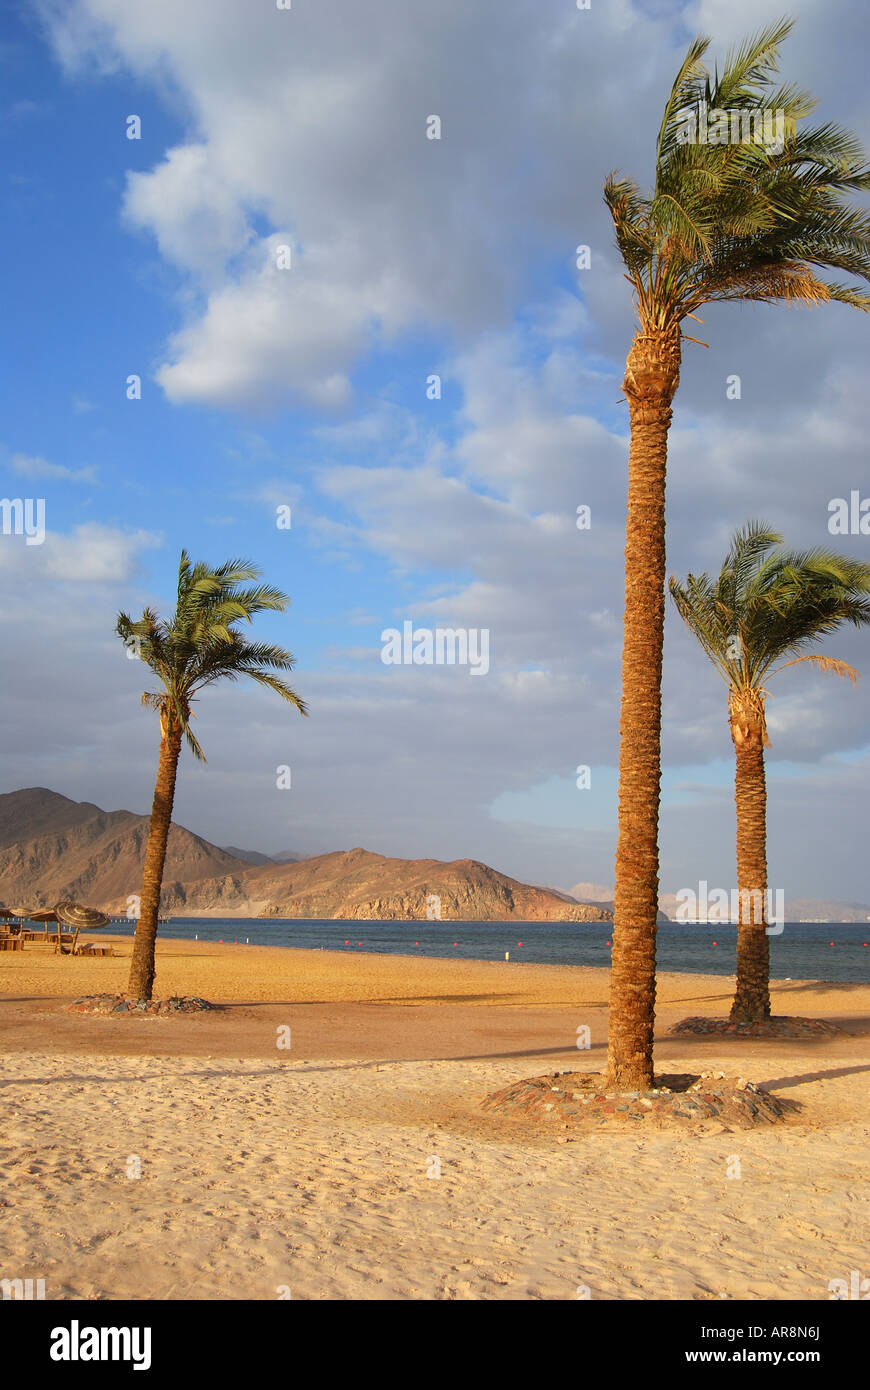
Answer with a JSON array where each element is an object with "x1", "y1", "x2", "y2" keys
[
  {"x1": 41, "y1": 926, "x2": 868, "y2": 990},
  {"x1": 2, "y1": 931, "x2": 867, "y2": 1015}
]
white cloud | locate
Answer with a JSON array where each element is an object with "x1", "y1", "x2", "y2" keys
[
  {"x1": 10, "y1": 452, "x2": 97, "y2": 484},
  {"x1": 35, "y1": 0, "x2": 683, "y2": 408},
  {"x1": 155, "y1": 240, "x2": 367, "y2": 409},
  {"x1": 123, "y1": 143, "x2": 252, "y2": 281},
  {"x1": 0, "y1": 523, "x2": 160, "y2": 583}
]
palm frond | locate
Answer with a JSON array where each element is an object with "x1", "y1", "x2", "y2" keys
[
  {"x1": 713, "y1": 19, "x2": 794, "y2": 106},
  {"x1": 238, "y1": 669, "x2": 309, "y2": 715},
  {"x1": 116, "y1": 550, "x2": 307, "y2": 761},
  {"x1": 605, "y1": 22, "x2": 870, "y2": 335},
  {"x1": 671, "y1": 523, "x2": 870, "y2": 729},
  {"x1": 656, "y1": 34, "x2": 711, "y2": 168},
  {"x1": 776, "y1": 653, "x2": 859, "y2": 682}
]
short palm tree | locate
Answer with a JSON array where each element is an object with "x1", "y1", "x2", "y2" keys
[
  {"x1": 603, "y1": 19, "x2": 870, "y2": 1086},
  {"x1": 670, "y1": 523, "x2": 870, "y2": 1022},
  {"x1": 117, "y1": 552, "x2": 307, "y2": 1001}
]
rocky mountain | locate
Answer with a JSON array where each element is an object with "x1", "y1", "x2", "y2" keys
[
  {"x1": 0, "y1": 788, "x2": 611, "y2": 922},
  {"x1": 783, "y1": 899, "x2": 870, "y2": 923},
  {"x1": 166, "y1": 847, "x2": 612, "y2": 921},
  {"x1": 569, "y1": 881, "x2": 671, "y2": 924},
  {"x1": 0, "y1": 788, "x2": 249, "y2": 913},
  {"x1": 221, "y1": 846, "x2": 308, "y2": 865},
  {"x1": 221, "y1": 846, "x2": 276, "y2": 866}
]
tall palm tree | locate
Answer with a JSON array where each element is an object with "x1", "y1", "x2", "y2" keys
[
  {"x1": 603, "y1": 19, "x2": 870, "y2": 1086},
  {"x1": 117, "y1": 552, "x2": 307, "y2": 1001},
  {"x1": 670, "y1": 523, "x2": 870, "y2": 1022}
]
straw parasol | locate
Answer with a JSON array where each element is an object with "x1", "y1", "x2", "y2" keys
[
  {"x1": 3, "y1": 907, "x2": 31, "y2": 934},
  {"x1": 54, "y1": 901, "x2": 110, "y2": 955},
  {"x1": 23, "y1": 908, "x2": 60, "y2": 938}
]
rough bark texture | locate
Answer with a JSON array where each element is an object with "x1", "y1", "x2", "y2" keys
[
  {"x1": 127, "y1": 711, "x2": 183, "y2": 1002},
  {"x1": 605, "y1": 327, "x2": 681, "y2": 1090},
  {"x1": 730, "y1": 694, "x2": 771, "y2": 1022}
]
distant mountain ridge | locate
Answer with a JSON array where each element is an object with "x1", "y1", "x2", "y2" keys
[
  {"x1": 0, "y1": 788, "x2": 248, "y2": 912},
  {"x1": 167, "y1": 846, "x2": 611, "y2": 921},
  {"x1": 0, "y1": 788, "x2": 610, "y2": 923},
  {"x1": 656, "y1": 890, "x2": 870, "y2": 924},
  {"x1": 568, "y1": 881, "x2": 671, "y2": 924},
  {"x1": 221, "y1": 847, "x2": 275, "y2": 866},
  {"x1": 221, "y1": 847, "x2": 309, "y2": 865},
  {"x1": 783, "y1": 899, "x2": 870, "y2": 923}
]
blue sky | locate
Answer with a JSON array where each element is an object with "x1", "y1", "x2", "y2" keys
[
  {"x1": 1, "y1": 13, "x2": 424, "y2": 674},
  {"x1": 1, "y1": 0, "x2": 869, "y2": 903}
]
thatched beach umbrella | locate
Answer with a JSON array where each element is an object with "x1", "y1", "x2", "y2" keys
[
  {"x1": 54, "y1": 901, "x2": 110, "y2": 956},
  {"x1": 4, "y1": 907, "x2": 33, "y2": 934},
  {"x1": 0, "y1": 907, "x2": 23, "y2": 948},
  {"x1": 25, "y1": 908, "x2": 60, "y2": 938}
]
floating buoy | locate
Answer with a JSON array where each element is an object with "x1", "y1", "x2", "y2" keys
[
  {"x1": 358, "y1": 941, "x2": 362, "y2": 946},
  {"x1": 505, "y1": 951, "x2": 510, "y2": 961},
  {"x1": 453, "y1": 941, "x2": 458, "y2": 947},
  {"x1": 712, "y1": 941, "x2": 717, "y2": 946},
  {"x1": 517, "y1": 941, "x2": 523, "y2": 947},
  {"x1": 344, "y1": 939, "x2": 349, "y2": 945},
  {"x1": 605, "y1": 940, "x2": 611, "y2": 947},
  {"x1": 414, "y1": 941, "x2": 419, "y2": 946}
]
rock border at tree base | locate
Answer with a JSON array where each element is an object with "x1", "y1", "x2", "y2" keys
[
  {"x1": 65, "y1": 993, "x2": 218, "y2": 1016},
  {"x1": 669, "y1": 1015, "x2": 845, "y2": 1039},
  {"x1": 481, "y1": 1069, "x2": 800, "y2": 1133}
]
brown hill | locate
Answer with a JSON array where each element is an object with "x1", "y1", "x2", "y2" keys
[
  {"x1": 0, "y1": 788, "x2": 610, "y2": 923},
  {"x1": 166, "y1": 847, "x2": 612, "y2": 921},
  {"x1": 0, "y1": 788, "x2": 248, "y2": 914}
]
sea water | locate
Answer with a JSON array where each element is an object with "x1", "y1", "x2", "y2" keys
[{"x1": 109, "y1": 919, "x2": 870, "y2": 983}]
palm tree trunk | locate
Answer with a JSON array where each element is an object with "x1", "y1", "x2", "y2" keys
[
  {"x1": 127, "y1": 711, "x2": 182, "y2": 1002},
  {"x1": 605, "y1": 327, "x2": 681, "y2": 1091},
  {"x1": 730, "y1": 725, "x2": 771, "y2": 1022}
]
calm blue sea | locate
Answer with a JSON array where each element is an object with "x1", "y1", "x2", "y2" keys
[{"x1": 109, "y1": 918, "x2": 870, "y2": 984}]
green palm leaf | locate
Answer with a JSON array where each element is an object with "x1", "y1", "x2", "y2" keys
[
  {"x1": 670, "y1": 523, "x2": 870, "y2": 719},
  {"x1": 606, "y1": 21, "x2": 870, "y2": 332},
  {"x1": 116, "y1": 553, "x2": 308, "y2": 762}
]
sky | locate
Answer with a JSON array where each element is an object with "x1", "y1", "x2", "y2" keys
[{"x1": 1, "y1": 0, "x2": 868, "y2": 901}]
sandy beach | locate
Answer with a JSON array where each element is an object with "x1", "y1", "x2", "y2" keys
[{"x1": 1, "y1": 937, "x2": 868, "y2": 1300}]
